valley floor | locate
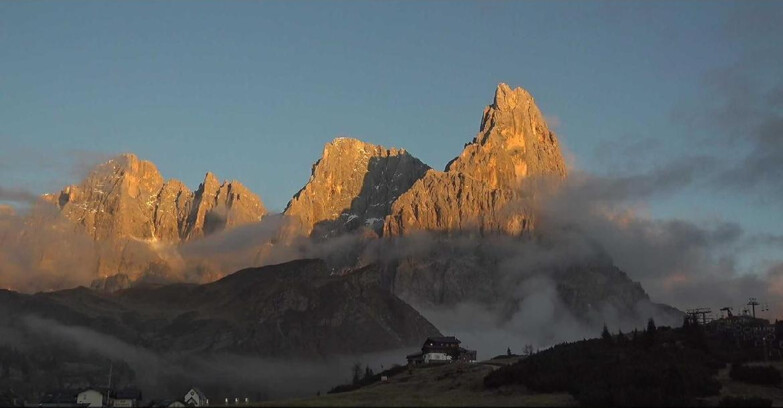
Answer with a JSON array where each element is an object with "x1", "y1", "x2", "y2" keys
[{"x1": 259, "y1": 357, "x2": 576, "y2": 407}]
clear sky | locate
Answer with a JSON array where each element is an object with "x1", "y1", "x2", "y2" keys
[{"x1": 1, "y1": 2, "x2": 780, "y2": 236}]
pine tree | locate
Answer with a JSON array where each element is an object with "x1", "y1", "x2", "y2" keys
[
  {"x1": 645, "y1": 318, "x2": 657, "y2": 348},
  {"x1": 647, "y1": 318, "x2": 657, "y2": 333},
  {"x1": 363, "y1": 365, "x2": 374, "y2": 381},
  {"x1": 601, "y1": 324, "x2": 613, "y2": 344},
  {"x1": 351, "y1": 362, "x2": 362, "y2": 385}
]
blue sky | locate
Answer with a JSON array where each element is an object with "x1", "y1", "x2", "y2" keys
[{"x1": 1, "y1": 1, "x2": 780, "y2": 242}]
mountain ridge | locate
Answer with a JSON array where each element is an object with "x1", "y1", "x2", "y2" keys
[{"x1": 44, "y1": 153, "x2": 267, "y2": 243}]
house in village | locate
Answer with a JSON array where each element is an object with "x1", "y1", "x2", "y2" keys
[
  {"x1": 38, "y1": 389, "x2": 79, "y2": 408},
  {"x1": 183, "y1": 387, "x2": 207, "y2": 406},
  {"x1": 113, "y1": 388, "x2": 143, "y2": 407},
  {"x1": 39, "y1": 387, "x2": 143, "y2": 408},
  {"x1": 406, "y1": 336, "x2": 477, "y2": 365},
  {"x1": 76, "y1": 388, "x2": 114, "y2": 407}
]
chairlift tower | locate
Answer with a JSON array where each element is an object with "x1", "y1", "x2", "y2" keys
[
  {"x1": 748, "y1": 298, "x2": 760, "y2": 318},
  {"x1": 686, "y1": 308, "x2": 712, "y2": 325}
]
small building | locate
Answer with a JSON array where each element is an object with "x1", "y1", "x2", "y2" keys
[
  {"x1": 183, "y1": 387, "x2": 207, "y2": 406},
  {"x1": 76, "y1": 388, "x2": 114, "y2": 408},
  {"x1": 113, "y1": 388, "x2": 143, "y2": 407},
  {"x1": 406, "y1": 336, "x2": 477, "y2": 365},
  {"x1": 39, "y1": 389, "x2": 79, "y2": 408},
  {"x1": 456, "y1": 348, "x2": 477, "y2": 362}
]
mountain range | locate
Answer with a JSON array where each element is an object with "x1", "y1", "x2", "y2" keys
[
  {"x1": 0, "y1": 83, "x2": 682, "y2": 399},
  {"x1": 43, "y1": 83, "x2": 566, "y2": 246}
]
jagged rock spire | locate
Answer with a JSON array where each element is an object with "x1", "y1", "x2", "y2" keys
[{"x1": 384, "y1": 83, "x2": 567, "y2": 236}]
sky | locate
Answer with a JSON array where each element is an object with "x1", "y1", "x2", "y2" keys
[{"x1": 1, "y1": 2, "x2": 782, "y2": 295}]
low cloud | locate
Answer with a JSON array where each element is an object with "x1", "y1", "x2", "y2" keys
[
  {"x1": 526, "y1": 170, "x2": 783, "y2": 320},
  {"x1": 0, "y1": 203, "x2": 99, "y2": 292},
  {"x1": 20, "y1": 315, "x2": 410, "y2": 400}
]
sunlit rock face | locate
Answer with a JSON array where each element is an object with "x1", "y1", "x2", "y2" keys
[
  {"x1": 41, "y1": 154, "x2": 267, "y2": 282},
  {"x1": 384, "y1": 83, "x2": 567, "y2": 236},
  {"x1": 185, "y1": 172, "x2": 267, "y2": 240},
  {"x1": 47, "y1": 154, "x2": 267, "y2": 242},
  {"x1": 284, "y1": 137, "x2": 430, "y2": 237},
  {"x1": 447, "y1": 83, "x2": 567, "y2": 185},
  {"x1": 382, "y1": 170, "x2": 533, "y2": 235}
]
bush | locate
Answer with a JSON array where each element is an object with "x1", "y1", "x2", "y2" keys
[
  {"x1": 729, "y1": 363, "x2": 782, "y2": 386},
  {"x1": 718, "y1": 396, "x2": 773, "y2": 407}
]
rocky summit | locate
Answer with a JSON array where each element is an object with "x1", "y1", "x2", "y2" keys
[
  {"x1": 284, "y1": 137, "x2": 430, "y2": 237},
  {"x1": 384, "y1": 83, "x2": 567, "y2": 235},
  {"x1": 184, "y1": 172, "x2": 267, "y2": 240},
  {"x1": 46, "y1": 154, "x2": 267, "y2": 242},
  {"x1": 284, "y1": 84, "x2": 567, "y2": 238}
]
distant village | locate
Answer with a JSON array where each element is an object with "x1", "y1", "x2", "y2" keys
[
  {"x1": 4, "y1": 386, "x2": 211, "y2": 408},
  {"x1": 0, "y1": 336, "x2": 479, "y2": 407}
]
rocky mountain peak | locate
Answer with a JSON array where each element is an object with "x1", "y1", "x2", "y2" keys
[
  {"x1": 201, "y1": 171, "x2": 220, "y2": 192},
  {"x1": 185, "y1": 174, "x2": 267, "y2": 239},
  {"x1": 492, "y1": 82, "x2": 532, "y2": 112},
  {"x1": 50, "y1": 154, "x2": 266, "y2": 243},
  {"x1": 49, "y1": 153, "x2": 167, "y2": 241},
  {"x1": 446, "y1": 83, "x2": 566, "y2": 188},
  {"x1": 285, "y1": 137, "x2": 430, "y2": 237},
  {"x1": 384, "y1": 83, "x2": 567, "y2": 235}
]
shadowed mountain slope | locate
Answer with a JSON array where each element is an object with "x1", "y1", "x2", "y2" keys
[{"x1": 0, "y1": 259, "x2": 440, "y2": 358}]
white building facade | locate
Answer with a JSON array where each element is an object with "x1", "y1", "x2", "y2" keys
[
  {"x1": 76, "y1": 389, "x2": 105, "y2": 408},
  {"x1": 423, "y1": 352, "x2": 451, "y2": 363},
  {"x1": 184, "y1": 387, "x2": 207, "y2": 406}
]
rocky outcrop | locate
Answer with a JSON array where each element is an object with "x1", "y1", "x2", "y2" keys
[
  {"x1": 384, "y1": 83, "x2": 566, "y2": 236},
  {"x1": 46, "y1": 154, "x2": 267, "y2": 242},
  {"x1": 285, "y1": 138, "x2": 430, "y2": 237}
]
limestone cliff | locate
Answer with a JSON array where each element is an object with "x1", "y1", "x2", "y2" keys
[
  {"x1": 284, "y1": 138, "x2": 430, "y2": 237},
  {"x1": 383, "y1": 83, "x2": 567, "y2": 235},
  {"x1": 185, "y1": 172, "x2": 267, "y2": 240},
  {"x1": 47, "y1": 154, "x2": 267, "y2": 242},
  {"x1": 43, "y1": 154, "x2": 267, "y2": 282}
]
